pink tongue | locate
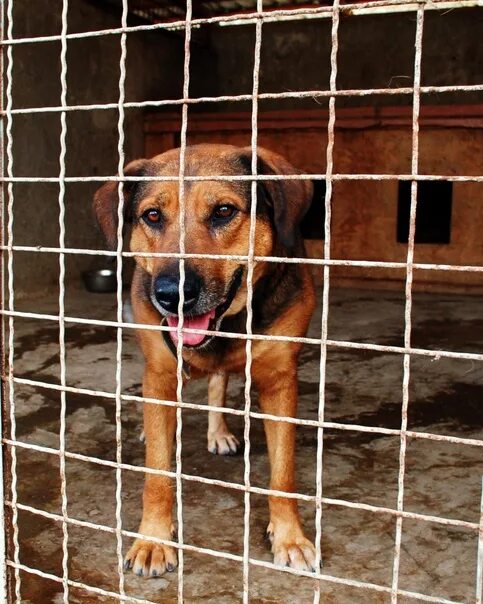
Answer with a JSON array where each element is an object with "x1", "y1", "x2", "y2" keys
[{"x1": 166, "y1": 310, "x2": 215, "y2": 346}]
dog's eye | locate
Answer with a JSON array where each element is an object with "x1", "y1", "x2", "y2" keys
[
  {"x1": 211, "y1": 204, "x2": 238, "y2": 224},
  {"x1": 142, "y1": 208, "x2": 162, "y2": 225}
]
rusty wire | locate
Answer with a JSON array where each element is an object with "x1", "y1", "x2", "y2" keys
[{"x1": 1, "y1": 0, "x2": 482, "y2": 602}]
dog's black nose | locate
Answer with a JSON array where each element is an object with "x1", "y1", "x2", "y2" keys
[{"x1": 154, "y1": 272, "x2": 201, "y2": 314}]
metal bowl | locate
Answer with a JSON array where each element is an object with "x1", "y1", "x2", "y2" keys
[{"x1": 82, "y1": 268, "x2": 118, "y2": 293}]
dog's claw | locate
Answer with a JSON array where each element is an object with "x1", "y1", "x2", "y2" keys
[
  {"x1": 268, "y1": 522, "x2": 317, "y2": 572},
  {"x1": 207, "y1": 432, "x2": 240, "y2": 456},
  {"x1": 125, "y1": 533, "x2": 178, "y2": 579}
]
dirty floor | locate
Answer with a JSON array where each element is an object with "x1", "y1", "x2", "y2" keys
[{"x1": 6, "y1": 286, "x2": 483, "y2": 603}]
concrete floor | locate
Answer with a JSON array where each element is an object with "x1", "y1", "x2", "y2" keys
[{"x1": 6, "y1": 285, "x2": 483, "y2": 603}]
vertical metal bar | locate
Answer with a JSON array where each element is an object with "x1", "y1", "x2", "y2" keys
[
  {"x1": 175, "y1": 1, "x2": 193, "y2": 600},
  {"x1": 115, "y1": 0, "x2": 129, "y2": 598},
  {"x1": 5, "y1": 0, "x2": 21, "y2": 600},
  {"x1": 242, "y1": 2, "x2": 263, "y2": 601},
  {"x1": 0, "y1": 0, "x2": 8, "y2": 599},
  {"x1": 390, "y1": 6, "x2": 425, "y2": 602},
  {"x1": 57, "y1": 0, "x2": 70, "y2": 601},
  {"x1": 313, "y1": 0, "x2": 340, "y2": 601}
]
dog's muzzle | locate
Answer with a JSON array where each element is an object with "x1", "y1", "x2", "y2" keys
[{"x1": 158, "y1": 267, "x2": 244, "y2": 349}]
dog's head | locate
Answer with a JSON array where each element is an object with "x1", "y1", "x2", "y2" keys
[{"x1": 93, "y1": 144, "x2": 312, "y2": 348}]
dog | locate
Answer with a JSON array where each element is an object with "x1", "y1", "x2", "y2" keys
[{"x1": 93, "y1": 143, "x2": 317, "y2": 577}]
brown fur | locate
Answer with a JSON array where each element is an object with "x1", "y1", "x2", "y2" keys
[{"x1": 93, "y1": 144, "x2": 317, "y2": 577}]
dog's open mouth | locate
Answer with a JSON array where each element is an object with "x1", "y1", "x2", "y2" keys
[
  {"x1": 165, "y1": 267, "x2": 243, "y2": 349},
  {"x1": 166, "y1": 309, "x2": 217, "y2": 347}
]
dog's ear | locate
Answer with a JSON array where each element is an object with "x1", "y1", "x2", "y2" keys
[
  {"x1": 241, "y1": 147, "x2": 313, "y2": 248},
  {"x1": 93, "y1": 159, "x2": 148, "y2": 249}
]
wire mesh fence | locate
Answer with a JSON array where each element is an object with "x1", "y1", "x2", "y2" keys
[{"x1": 1, "y1": 0, "x2": 482, "y2": 603}]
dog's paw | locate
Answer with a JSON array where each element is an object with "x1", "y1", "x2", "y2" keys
[
  {"x1": 207, "y1": 429, "x2": 240, "y2": 455},
  {"x1": 266, "y1": 522, "x2": 318, "y2": 572},
  {"x1": 124, "y1": 525, "x2": 177, "y2": 578}
]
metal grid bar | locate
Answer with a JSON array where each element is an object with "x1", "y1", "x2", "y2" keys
[
  {"x1": 314, "y1": 0, "x2": 340, "y2": 600},
  {"x1": 7, "y1": 375, "x2": 483, "y2": 448},
  {"x1": 114, "y1": 0, "x2": 129, "y2": 597},
  {"x1": 2, "y1": 173, "x2": 483, "y2": 183},
  {"x1": 173, "y1": 0, "x2": 194, "y2": 598},
  {"x1": 391, "y1": 6, "x2": 425, "y2": 601},
  {"x1": 2, "y1": 83, "x2": 483, "y2": 116},
  {"x1": 1, "y1": 0, "x2": 482, "y2": 602},
  {"x1": 0, "y1": 0, "x2": 479, "y2": 46},
  {"x1": 57, "y1": 1, "x2": 70, "y2": 602},
  {"x1": 3, "y1": 440, "x2": 481, "y2": 531},
  {"x1": 3, "y1": 308, "x2": 483, "y2": 362},
  {"x1": 4, "y1": 0, "x2": 21, "y2": 601},
  {"x1": 1, "y1": 248, "x2": 483, "y2": 274},
  {"x1": 241, "y1": 0, "x2": 263, "y2": 598},
  {"x1": 0, "y1": 0, "x2": 8, "y2": 599}
]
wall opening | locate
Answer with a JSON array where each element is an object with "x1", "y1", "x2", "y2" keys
[{"x1": 397, "y1": 180, "x2": 453, "y2": 244}]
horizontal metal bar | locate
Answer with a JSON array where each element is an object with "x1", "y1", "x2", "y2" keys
[
  {"x1": 3, "y1": 308, "x2": 483, "y2": 362},
  {"x1": 10, "y1": 375, "x2": 483, "y2": 449},
  {"x1": 2, "y1": 83, "x2": 483, "y2": 116},
  {"x1": 1, "y1": 0, "x2": 479, "y2": 47},
  {"x1": 1, "y1": 173, "x2": 483, "y2": 183},
  {"x1": 3, "y1": 442, "x2": 479, "y2": 531},
  {"x1": 1, "y1": 244, "x2": 483, "y2": 274}
]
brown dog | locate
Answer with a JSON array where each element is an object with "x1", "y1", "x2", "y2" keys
[{"x1": 93, "y1": 144, "x2": 317, "y2": 577}]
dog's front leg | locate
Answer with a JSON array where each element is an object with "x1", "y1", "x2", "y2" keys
[
  {"x1": 207, "y1": 372, "x2": 240, "y2": 455},
  {"x1": 256, "y1": 360, "x2": 317, "y2": 572},
  {"x1": 125, "y1": 367, "x2": 178, "y2": 577}
]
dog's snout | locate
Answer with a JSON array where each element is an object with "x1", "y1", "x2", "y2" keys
[{"x1": 154, "y1": 272, "x2": 201, "y2": 314}]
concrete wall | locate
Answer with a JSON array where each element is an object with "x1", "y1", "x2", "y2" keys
[
  {"x1": 8, "y1": 0, "x2": 188, "y2": 295},
  {"x1": 202, "y1": 8, "x2": 483, "y2": 112}
]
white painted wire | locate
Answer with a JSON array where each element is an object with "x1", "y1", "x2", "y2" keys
[
  {"x1": 0, "y1": 3, "x2": 8, "y2": 601},
  {"x1": 7, "y1": 377, "x2": 483, "y2": 448},
  {"x1": 114, "y1": 0, "x2": 129, "y2": 598},
  {"x1": 5, "y1": 0, "x2": 21, "y2": 600},
  {"x1": 0, "y1": 0, "x2": 479, "y2": 46},
  {"x1": 2, "y1": 172, "x2": 483, "y2": 184},
  {"x1": 57, "y1": 1, "x2": 70, "y2": 602},
  {"x1": 3, "y1": 82, "x2": 483, "y2": 121},
  {"x1": 174, "y1": 1, "x2": 193, "y2": 600},
  {"x1": 390, "y1": 6, "x2": 425, "y2": 602},
  {"x1": 313, "y1": 0, "x2": 340, "y2": 601},
  {"x1": 242, "y1": 2, "x2": 263, "y2": 600},
  {"x1": 3, "y1": 245, "x2": 483, "y2": 274},
  {"x1": 0, "y1": 115, "x2": 6, "y2": 604},
  {"x1": 1, "y1": 1, "x2": 482, "y2": 603},
  {"x1": 1, "y1": 82, "x2": 483, "y2": 116},
  {"x1": 5, "y1": 474, "x2": 480, "y2": 532},
  {"x1": 3, "y1": 306, "x2": 483, "y2": 363}
]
